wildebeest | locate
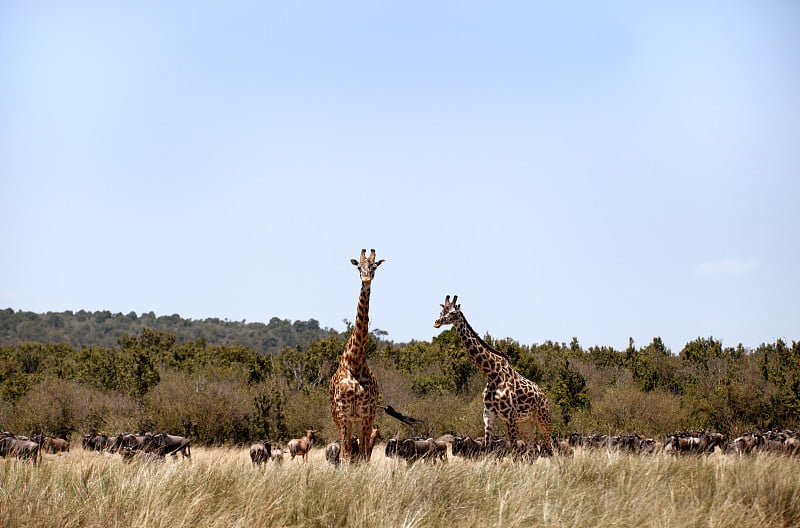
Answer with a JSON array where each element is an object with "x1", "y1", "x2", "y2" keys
[
  {"x1": 452, "y1": 436, "x2": 484, "y2": 459},
  {"x1": 82, "y1": 431, "x2": 127, "y2": 452},
  {"x1": 785, "y1": 437, "x2": 800, "y2": 456},
  {"x1": 727, "y1": 433, "x2": 762, "y2": 455},
  {"x1": 385, "y1": 437, "x2": 399, "y2": 458},
  {"x1": 119, "y1": 432, "x2": 150, "y2": 452},
  {"x1": 250, "y1": 440, "x2": 273, "y2": 467},
  {"x1": 288, "y1": 429, "x2": 316, "y2": 461},
  {"x1": 0, "y1": 434, "x2": 41, "y2": 462},
  {"x1": 616, "y1": 433, "x2": 643, "y2": 452},
  {"x1": 665, "y1": 431, "x2": 725, "y2": 456},
  {"x1": 396, "y1": 437, "x2": 447, "y2": 465},
  {"x1": 48, "y1": 436, "x2": 70, "y2": 454},
  {"x1": 386, "y1": 435, "x2": 427, "y2": 459},
  {"x1": 145, "y1": 432, "x2": 191, "y2": 459},
  {"x1": 105, "y1": 434, "x2": 125, "y2": 453},
  {"x1": 82, "y1": 432, "x2": 110, "y2": 451},
  {"x1": 32, "y1": 434, "x2": 70, "y2": 454},
  {"x1": 569, "y1": 433, "x2": 612, "y2": 451},
  {"x1": 699, "y1": 432, "x2": 725, "y2": 453}
]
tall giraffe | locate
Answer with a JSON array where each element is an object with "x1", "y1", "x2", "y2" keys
[
  {"x1": 329, "y1": 249, "x2": 385, "y2": 463},
  {"x1": 434, "y1": 295, "x2": 554, "y2": 456}
]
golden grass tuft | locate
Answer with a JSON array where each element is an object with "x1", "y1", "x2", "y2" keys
[{"x1": 2, "y1": 447, "x2": 799, "y2": 528}]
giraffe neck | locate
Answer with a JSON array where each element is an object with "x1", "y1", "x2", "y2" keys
[
  {"x1": 454, "y1": 315, "x2": 505, "y2": 377},
  {"x1": 342, "y1": 281, "x2": 371, "y2": 370}
]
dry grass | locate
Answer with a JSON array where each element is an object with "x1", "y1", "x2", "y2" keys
[{"x1": 2, "y1": 446, "x2": 799, "y2": 528}]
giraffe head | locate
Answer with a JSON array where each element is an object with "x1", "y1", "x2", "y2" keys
[
  {"x1": 433, "y1": 294, "x2": 461, "y2": 328},
  {"x1": 350, "y1": 249, "x2": 385, "y2": 283}
]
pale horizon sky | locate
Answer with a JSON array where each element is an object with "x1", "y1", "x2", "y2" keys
[{"x1": 2, "y1": 1, "x2": 798, "y2": 352}]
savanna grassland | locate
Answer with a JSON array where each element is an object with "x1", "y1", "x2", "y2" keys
[
  {"x1": 3, "y1": 314, "x2": 800, "y2": 527},
  {"x1": 2, "y1": 446, "x2": 799, "y2": 528}
]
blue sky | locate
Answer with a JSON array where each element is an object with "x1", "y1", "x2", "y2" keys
[{"x1": 2, "y1": 1, "x2": 798, "y2": 351}]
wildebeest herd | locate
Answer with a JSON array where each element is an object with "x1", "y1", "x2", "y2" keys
[
  {"x1": 360, "y1": 428, "x2": 800, "y2": 466},
  {"x1": 567, "y1": 429, "x2": 800, "y2": 457},
  {"x1": 81, "y1": 431, "x2": 191, "y2": 462},
  {"x1": 1, "y1": 428, "x2": 798, "y2": 466},
  {"x1": 0, "y1": 430, "x2": 191, "y2": 464}
]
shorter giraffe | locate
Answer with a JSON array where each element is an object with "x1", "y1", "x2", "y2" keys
[{"x1": 434, "y1": 295, "x2": 554, "y2": 456}]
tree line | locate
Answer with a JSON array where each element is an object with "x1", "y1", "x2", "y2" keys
[
  {"x1": 0, "y1": 308, "x2": 333, "y2": 355},
  {"x1": 1, "y1": 309, "x2": 798, "y2": 446}
]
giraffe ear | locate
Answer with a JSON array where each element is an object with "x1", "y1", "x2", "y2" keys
[
  {"x1": 351, "y1": 259, "x2": 359, "y2": 266},
  {"x1": 375, "y1": 259, "x2": 385, "y2": 267}
]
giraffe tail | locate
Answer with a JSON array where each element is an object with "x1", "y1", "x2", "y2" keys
[{"x1": 379, "y1": 405, "x2": 424, "y2": 426}]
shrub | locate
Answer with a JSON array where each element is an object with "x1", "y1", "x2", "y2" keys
[{"x1": 570, "y1": 383, "x2": 688, "y2": 437}]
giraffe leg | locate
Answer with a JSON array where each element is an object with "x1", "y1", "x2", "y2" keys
[
  {"x1": 506, "y1": 417, "x2": 519, "y2": 442},
  {"x1": 357, "y1": 421, "x2": 372, "y2": 462},
  {"x1": 330, "y1": 407, "x2": 343, "y2": 464},
  {"x1": 340, "y1": 420, "x2": 354, "y2": 463},
  {"x1": 535, "y1": 405, "x2": 554, "y2": 456},
  {"x1": 518, "y1": 419, "x2": 539, "y2": 461},
  {"x1": 483, "y1": 406, "x2": 496, "y2": 454},
  {"x1": 517, "y1": 419, "x2": 537, "y2": 446},
  {"x1": 361, "y1": 410, "x2": 377, "y2": 462},
  {"x1": 497, "y1": 418, "x2": 520, "y2": 459}
]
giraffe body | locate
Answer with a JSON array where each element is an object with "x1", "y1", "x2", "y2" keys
[
  {"x1": 434, "y1": 295, "x2": 554, "y2": 456},
  {"x1": 329, "y1": 249, "x2": 384, "y2": 463}
]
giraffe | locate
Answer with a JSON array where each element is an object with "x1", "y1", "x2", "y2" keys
[
  {"x1": 433, "y1": 294, "x2": 555, "y2": 456},
  {"x1": 329, "y1": 249, "x2": 385, "y2": 463}
]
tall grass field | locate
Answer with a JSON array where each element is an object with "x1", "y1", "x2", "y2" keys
[{"x1": 2, "y1": 446, "x2": 799, "y2": 528}]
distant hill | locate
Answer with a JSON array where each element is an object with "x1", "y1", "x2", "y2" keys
[{"x1": 0, "y1": 308, "x2": 335, "y2": 355}]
